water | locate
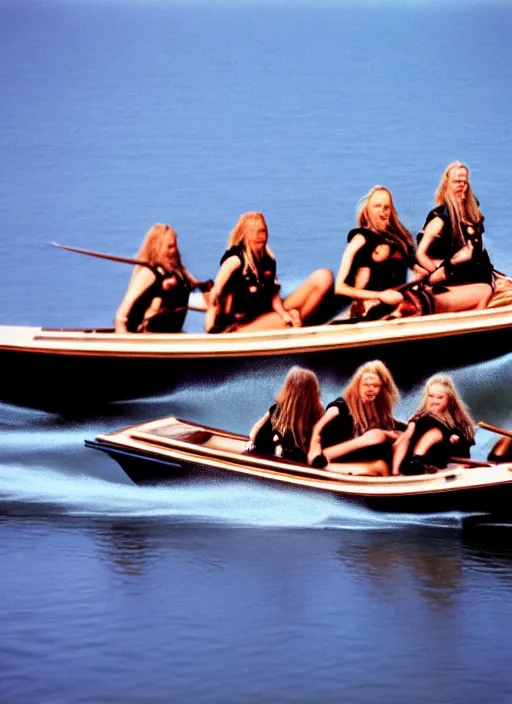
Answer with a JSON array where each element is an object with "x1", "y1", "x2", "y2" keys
[{"x1": 1, "y1": 1, "x2": 512, "y2": 702}]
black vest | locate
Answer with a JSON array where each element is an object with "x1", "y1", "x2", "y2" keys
[
  {"x1": 418, "y1": 205, "x2": 492, "y2": 285},
  {"x1": 126, "y1": 266, "x2": 191, "y2": 333},
  {"x1": 346, "y1": 228, "x2": 413, "y2": 292},
  {"x1": 220, "y1": 245, "x2": 279, "y2": 321}
]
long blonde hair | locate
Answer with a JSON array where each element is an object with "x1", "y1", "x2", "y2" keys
[
  {"x1": 357, "y1": 186, "x2": 413, "y2": 256},
  {"x1": 434, "y1": 161, "x2": 483, "y2": 248},
  {"x1": 343, "y1": 360, "x2": 400, "y2": 435},
  {"x1": 273, "y1": 366, "x2": 324, "y2": 451},
  {"x1": 414, "y1": 374, "x2": 475, "y2": 442},
  {"x1": 128, "y1": 223, "x2": 184, "y2": 286},
  {"x1": 227, "y1": 212, "x2": 275, "y2": 279}
]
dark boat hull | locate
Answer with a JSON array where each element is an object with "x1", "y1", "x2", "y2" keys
[
  {"x1": 86, "y1": 440, "x2": 512, "y2": 516},
  {"x1": 3, "y1": 324, "x2": 512, "y2": 413}
]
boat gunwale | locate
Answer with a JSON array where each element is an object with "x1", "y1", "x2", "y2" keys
[
  {"x1": 93, "y1": 417, "x2": 512, "y2": 496},
  {"x1": 0, "y1": 303, "x2": 511, "y2": 359}
]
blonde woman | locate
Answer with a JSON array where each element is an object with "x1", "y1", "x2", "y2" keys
[
  {"x1": 416, "y1": 161, "x2": 494, "y2": 312},
  {"x1": 115, "y1": 223, "x2": 211, "y2": 333},
  {"x1": 308, "y1": 360, "x2": 403, "y2": 476},
  {"x1": 205, "y1": 212, "x2": 333, "y2": 333},
  {"x1": 245, "y1": 366, "x2": 324, "y2": 464},
  {"x1": 391, "y1": 375, "x2": 475, "y2": 476},
  {"x1": 333, "y1": 186, "x2": 415, "y2": 319}
]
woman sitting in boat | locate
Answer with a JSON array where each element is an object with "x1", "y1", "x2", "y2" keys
[
  {"x1": 333, "y1": 186, "x2": 416, "y2": 320},
  {"x1": 391, "y1": 375, "x2": 475, "y2": 476},
  {"x1": 416, "y1": 161, "x2": 494, "y2": 312},
  {"x1": 115, "y1": 223, "x2": 211, "y2": 333},
  {"x1": 307, "y1": 360, "x2": 404, "y2": 476},
  {"x1": 205, "y1": 212, "x2": 333, "y2": 333},
  {"x1": 244, "y1": 366, "x2": 324, "y2": 463}
]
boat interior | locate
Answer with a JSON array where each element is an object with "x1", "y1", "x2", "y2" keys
[{"x1": 110, "y1": 418, "x2": 511, "y2": 487}]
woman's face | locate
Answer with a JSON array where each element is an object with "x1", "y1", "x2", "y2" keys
[
  {"x1": 366, "y1": 190, "x2": 392, "y2": 231},
  {"x1": 245, "y1": 218, "x2": 268, "y2": 253},
  {"x1": 166, "y1": 230, "x2": 179, "y2": 265},
  {"x1": 446, "y1": 167, "x2": 468, "y2": 201},
  {"x1": 426, "y1": 382, "x2": 450, "y2": 414},
  {"x1": 359, "y1": 373, "x2": 383, "y2": 403}
]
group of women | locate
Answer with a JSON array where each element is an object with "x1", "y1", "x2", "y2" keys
[
  {"x1": 115, "y1": 161, "x2": 495, "y2": 334},
  {"x1": 245, "y1": 361, "x2": 476, "y2": 477}
]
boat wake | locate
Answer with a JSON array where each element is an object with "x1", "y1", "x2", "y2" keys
[{"x1": 0, "y1": 462, "x2": 465, "y2": 530}]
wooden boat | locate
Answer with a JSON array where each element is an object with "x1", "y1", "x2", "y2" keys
[
  {"x1": 1, "y1": 301, "x2": 512, "y2": 411},
  {"x1": 85, "y1": 416, "x2": 512, "y2": 515}
]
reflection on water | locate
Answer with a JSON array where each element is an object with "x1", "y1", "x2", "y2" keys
[
  {"x1": 338, "y1": 531, "x2": 464, "y2": 610},
  {"x1": 90, "y1": 520, "x2": 159, "y2": 576},
  {"x1": 2, "y1": 512, "x2": 512, "y2": 704}
]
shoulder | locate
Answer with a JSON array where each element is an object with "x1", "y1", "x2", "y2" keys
[
  {"x1": 424, "y1": 204, "x2": 449, "y2": 227},
  {"x1": 326, "y1": 397, "x2": 347, "y2": 414},
  {"x1": 411, "y1": 412, "x2": 450, "y2": 434},
  {"x1": 393, "y1": 418, "x2": 408, "y2": 432},
  {"x1": 220, "y1": 245, "x2": 244, "y2": 266},
  {"x1": 347, "y1": 227, "x2": 374, "y2": 245},
  {"x1": 132, "y1": 266, "x2": 157, "y2": 287}
]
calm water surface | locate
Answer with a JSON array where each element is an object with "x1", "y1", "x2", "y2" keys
[{"x1": 1, "y1": 1, "x2": 512, "y2": 702}]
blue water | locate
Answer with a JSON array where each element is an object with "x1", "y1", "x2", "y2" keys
[{"x1": 1, "y1": 1, "x2": 512, "y2": 702}]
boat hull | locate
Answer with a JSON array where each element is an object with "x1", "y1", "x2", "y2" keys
[
  {"x1": 91, "y1": 444, "x2": 512, "y2": 514},
  {"x1": 2, "y1": 314, "x2": 512, "y2": 411},
  {"x1": 85, "y1": 415, "x2": 512, "y2": 516}
]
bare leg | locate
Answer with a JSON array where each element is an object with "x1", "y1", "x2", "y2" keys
[
  {"x1": 204, "y1": 302, "x2": 221, "y2": 333},
  {"x1": 234, "y1": 269, "x2": 334, "y2": 332},
  {"x1": 391, "y1": 432, "x2": 412, "y2": 476},
  {"x1": 205, "y1": 293, "x2": 233, "y2": 333},
  {"x1": 283, "y1": 268, "x2": 334, "y2": 322},
  {"x1": 392, "y1": 427, "x2": 444, "y2": 475},
  {"x1": 328, "y1": 459, "x2": 389, "y2": 477},
  {"x1": 233, "y1": 311, "x2": 292, "y2": 332},
  {"x1": 411, "y1": 427, "x2": 444, "y2": 456},
  {"x1": 434, "y1": 283, "x2": 493, "y2": 313}
]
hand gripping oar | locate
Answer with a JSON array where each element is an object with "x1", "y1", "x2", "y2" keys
[
  {"x1": 52, "y1": 242, "x2": 212, "y2": 311},
  {"x1": 328, "y1": 263, "x2": 445, "y2": 326}
]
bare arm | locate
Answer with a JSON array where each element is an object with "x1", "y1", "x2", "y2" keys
[
  {"x1": 249, "y1": 411, "x2": 271, "y2": 442},
  {"x1": 416, "y1": 217, "x2": 444, "y2": 273},
  {"x1": 205, "y1": 256, "x2": 241, "y2": 332},
  {"x1": 271, "y1": 287, "x2": 298, "y2": 327},
  {"x1": 182, "y1": 267, "x2": 211, "y2": 306},
  {"x1": 391, "y1": 421, "x2": 416, "y2": 476},
  {"x1": 115, "y1": 267, "x2": 156, "y2": 333},
  {"x1": 244, "y1": 411, "x2": 271, "y2": 452},
  {"x1": 308, "y1": 406, "x2": 340, "y2": 463},
  {"x1": 417, "y1": 217, "x2": 475, "y2": 285},
  {"x1": 335, "y1": 234, "x2": 404, "y2": 307}
]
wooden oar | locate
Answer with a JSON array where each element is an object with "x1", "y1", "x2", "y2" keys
[
  {"x1": 52, "y1": 241, "x2": 153, "y2": 269},
  {"x1": 52, "y1": 242, "x2": 210, "y2": 312},
  {"x1": 449, "y1": 456, "x2": 495, "y2": 468},
  {"x1": 477, "y1": 421, "x2": 512, "y2": 440}
]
